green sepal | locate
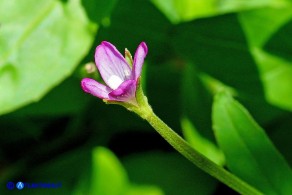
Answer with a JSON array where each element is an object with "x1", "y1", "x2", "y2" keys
[{"x1": 125, "y1": 48, "x2": 133, "y2": 67}]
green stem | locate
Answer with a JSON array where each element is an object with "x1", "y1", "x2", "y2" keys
[
  {"x1": 118, "y1": 82, "x2": 262, "y2": 194},
  {"x1": 143, "y1": 108, "x2": 262, "y2": 195}
]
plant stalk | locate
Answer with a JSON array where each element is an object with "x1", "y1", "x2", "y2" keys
[{"x1": 143, "y1": 108, "x2": 262, "y2": 195}]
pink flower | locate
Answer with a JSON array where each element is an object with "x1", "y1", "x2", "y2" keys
[{"x1": 81, "y1": 41, "x2": 148, "y2": 105}]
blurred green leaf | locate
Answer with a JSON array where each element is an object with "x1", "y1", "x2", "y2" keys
[
  {"x1": 239, "y1": 6, "x2": 292, "y2": 111},
  {"x1": 96, "y1": 0, "x2": 172, "y2": 63},
  {"x1": 252, "y1": 48, "x2": 292, "y2": 111},
  {"x1": 81, "y1": 0, "x2": 118, "y2": 25},
  {"x1": 172, "y1": 14, "x2": 285, "y2": 123},
  {"x1": 90, "y1": 147, "x2": 128, "y2": 195},
  {"x1": 212, "y1": 91, "x2": 292, "y2": 194},
  {"x1": 13, "y1": 77, "x2": 89, "y2": 116},
  {"x1": 89, "y1": 147, "x2": 163, "y2": 195},
  {"x1": 264, "y1": 18, "x2": 292, "y2": 61},
  {"x1": 181, "y1": 117, "x2": 225, "y2": 166},
  {"x1": 239, "y1": 6, "x2": 292, "y2": 47},
  {"x1": 0, "y1": 0, "x2": 96, "y2": 115},
  {"x1": 123, "y1": 152, "x2": 217, "y2": 195},
  {"x1": 126, "y1": 185, "x2": 164, "y2": 195},
  {"x1": 181, "y1": 63, "x2": 214, "y2": 140},
  {"x1": 151, "y1": 0, "x2": 288, "y2": 24},
  {"x1": 172, "y1": 14, "x2": 263, "y2": 96}
]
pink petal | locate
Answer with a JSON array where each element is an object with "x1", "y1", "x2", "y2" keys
[
  {"x1": 81, "y1": 78, "x2": 112, "y2": 99},
  {"x1": 133, "y1": 42, "x2": 148, "y2": 80},
  {"x1": 95, "y1": 41, "x2": 132, "y2": 89},
  {"x1": 109, "y1": 80, "x2": 136, "y2": 101}
]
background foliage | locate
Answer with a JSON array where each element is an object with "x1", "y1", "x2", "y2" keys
[{"x1": 1, "y1": 0, "x2": 292, "y2": 194}]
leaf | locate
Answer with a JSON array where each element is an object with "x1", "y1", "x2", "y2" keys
[
  {"x1": 172, "y1": 14, "x2": 285, "y2": 123},
  {"x1": 126, "y1": 185, "x2": 164, "y2": 195},
  {"x1": 0, "y1": 0, "x2": 96, "y2": 115},
  {"x1": 13, "y1": 77, "x2": 89, "y2": 116},
  {"x1": 172, "y1": 14, "x2": 264, "y2": 97},
  {"x1": 212, "y1": 91, "x2": 292, "y2": 195},
  {"x1": 264, "y1": 19, "x2": 292, "y2": 60},
  {"x1": 181, "y1": 117, "x2": 225, "y2": 166},
  {"x1": 89, "y1": 147, "x2": 163, "y2": 195},
  {"x1": 81, "y1": 0, "x2": 118, "y2": 25},
  {"x1": 90, "y1": 147, "x2": 128, "y2": 195},
  {"x1": 252, "y1": 48, "x2": 292, "y2": 110},
  {"x1": 181, "y1": 63, "x2": 214, "y2": 139},
  {"x1": 239, "y1": 6, "x2": 292, "y2": 110},
  {"x1": 238, "y1": 6, "x2": 292, "y2": 48},
  {"x1": 96, "y1": 0, "x2": 172, "y2": 63},
  {"x1": 151, "y1": 0, "x2": 288, "y2": 24}
]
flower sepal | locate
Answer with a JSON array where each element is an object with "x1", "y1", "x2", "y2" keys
[
  {"x1": 125, "y1": 48, "x2": 133, "y2": 67},
  {"x1": 102, "y1": 78, "x2": 152, "y2": 119}
]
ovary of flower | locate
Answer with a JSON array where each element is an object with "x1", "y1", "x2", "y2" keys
[{"x1": 108, "y1": 75, "x2": 123, "y2": 90}]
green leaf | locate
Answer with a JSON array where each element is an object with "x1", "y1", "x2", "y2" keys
[
  {"x1": 89, "y1": 147, "x2": 163, "y2": 195},
  {"x1": 172, "y1": 14, "x2": 263, "y2": 97},
  {"x1": 252, "y1": 48, "x2": 292, "y2": 110},
  {"x1": 0, "y1": 0, "x2": 96, "y2": 115},
  {"x1": 239, "y1": 6, "x2": 292, "y2": 48},
  {"x1": 172, "y1": 14, "x2": 285, "y2": 123},
  {"x1": 123, "y1": 152, "x2": 217, "y2": 195},
  {"x1": 126, "y1": 185, "x2": 164, "y2": 195},
  {"x1": 239, "y1": 6, "x2": 292, "y2": 110},
  {"x1": 181, "y1": 63, "x2": 214, "y2": 140},
  {"x1": 90, "y1": 147, "x2": 128, "y2": 195},
  {"x1": 181, "y1": 117, "x2": 225, "y2": 166},
  {"x1": 212, "y1": 91, "x2": 292, "y2": 195},
  {"x1": 81, "y1": 0, "x2": 118, "y2": 25},
  {"x1": 13, "y1": 77, "x2": 89, "y2": 116},
  {"x1": 151, "y1": 0, "x2": 287, "y2": 24},
  {"x1": 96, "y1": 0, "x2": 172, "y2": 63},
  {"x1": 264, "y1": 19, "x2": 292, "y2": 61}
]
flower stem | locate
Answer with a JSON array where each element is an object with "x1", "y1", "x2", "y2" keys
[
  {"x1": 134, "y1": 103, "x2": 262, "y2": 195},
  {"x1": 119, "y1": 82, "x2": 262, "y2": 194}
]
